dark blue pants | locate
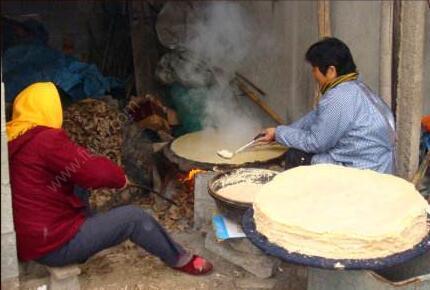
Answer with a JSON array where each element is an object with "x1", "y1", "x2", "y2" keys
[
  {"x1": 284, "y1": 148, "x2": 314, "y2": 170},
  {"x1": 37, "y1": 205, "x2": 186, "y2": 267}
]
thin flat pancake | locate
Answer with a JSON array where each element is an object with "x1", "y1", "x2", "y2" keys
[
  {"x1": 254, "y1": 164, "x2": 430, "y2": 259},
  {"x1": 171, "y1": 130, "x2": 287, "y2": 164}
]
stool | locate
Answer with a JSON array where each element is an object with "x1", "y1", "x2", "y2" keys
[{"x1": 46, "y1": 265, "x2": 81, "y2": 290}]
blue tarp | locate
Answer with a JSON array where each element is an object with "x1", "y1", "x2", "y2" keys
[{"x1": 3, "y1": 43, "x2": 122, "y2": 102}]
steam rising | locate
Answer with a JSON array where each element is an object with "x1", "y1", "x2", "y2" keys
[{"x1": 184, "y1": 2, "x2": 263, "y2": 142}]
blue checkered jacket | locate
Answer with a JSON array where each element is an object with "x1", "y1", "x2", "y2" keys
[{"x1": 275, "y1": 80, "x2": 395, "y2": 174}]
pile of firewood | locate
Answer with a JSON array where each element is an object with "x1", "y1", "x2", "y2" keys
[
  {"x1": 62, "y1": 98, "x2": 194, "y2": 231},
  {"x1": 63, "y1": 98, "x2": 127, "y2": 210},
  {"x1": 63, "y1": 98, "x2": 123, "y2": 162}
]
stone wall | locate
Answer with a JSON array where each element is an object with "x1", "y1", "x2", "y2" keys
[
  {"x1": 236, "y1": 1, "x2": 318, "y2": 124},
  {"x1": 238, "y1": 1, "x2": 429, "y2": 121},
  {"x1": 331, "y1": 1, "x2": 382, "y2": 94},
  {"x1": 1, "y1": 81, "x2": 19, "y2": 286}
]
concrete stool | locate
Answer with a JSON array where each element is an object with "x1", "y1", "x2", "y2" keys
[
  {"x1": 46, "y1": 265, "x2": 81, "y2": 290},
  {"x1": 205, "y1": 231, "x2": 280, "y2": 279}
]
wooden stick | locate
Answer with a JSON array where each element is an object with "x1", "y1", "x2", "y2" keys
[
  {"x1": 235, "y1": 79, "x2": 285, "y2": 125},
  {"x1": 235, "y1": 73, "x2": 267, "y2": 97}
]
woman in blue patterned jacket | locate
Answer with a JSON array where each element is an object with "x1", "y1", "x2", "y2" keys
[{"x1": 260, "y1": 37, "x2": 395, "y2": 174}]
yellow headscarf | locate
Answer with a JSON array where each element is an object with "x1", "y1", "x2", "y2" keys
[{"x1": 6, "y1": 82, "x2": 63, "y2": 142}]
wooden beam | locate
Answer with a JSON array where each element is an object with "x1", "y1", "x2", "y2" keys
[
  {"x1": 129, "y1": 1, "x2": 159, "y2": 97},
  {"x1": 313, "y1": 0, "x2": 332, "y2": 107},
  {"x1": 317, "y1": 0, "x2": 331, "y2": 38},
  {"x1": 391, "y1": 0, "x2": 401, "y2": 118}
]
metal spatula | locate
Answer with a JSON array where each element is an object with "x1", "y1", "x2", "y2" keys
[{"x1": 217, "y1": 133, "x2": 265, "y2": 159}]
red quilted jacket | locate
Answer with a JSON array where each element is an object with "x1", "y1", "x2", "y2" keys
[{"x1": 8, "y1": 126, "x2": 126, "y2": 261}]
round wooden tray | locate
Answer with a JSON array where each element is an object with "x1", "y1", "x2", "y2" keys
[{"x1": 242, "y1": 208, "x2": 430, "y2": 270}]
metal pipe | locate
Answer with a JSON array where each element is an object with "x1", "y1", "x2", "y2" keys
[{"x1": 128, "y1": 182, "x2": 179, "y2": 207}]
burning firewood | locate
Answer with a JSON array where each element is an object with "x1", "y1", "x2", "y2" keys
[{"x1": 178, "y1": 169, "x2": 205, "y2": 193}]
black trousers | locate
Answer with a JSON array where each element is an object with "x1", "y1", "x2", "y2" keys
[
  {"x1": 37, "y1": 205, "x2": 187, "y2": 267},
  {"x1": 283, "y1": 148, "x2": 314, "y2": 170}
]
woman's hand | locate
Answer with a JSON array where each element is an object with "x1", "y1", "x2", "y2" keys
[{"x1": 258, "y1": 128, "x2": 276, "y2": 143}]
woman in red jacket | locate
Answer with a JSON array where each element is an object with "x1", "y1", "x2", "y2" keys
[{"x1": 7, "y1": 82, "x2": 212, "y2": 275}]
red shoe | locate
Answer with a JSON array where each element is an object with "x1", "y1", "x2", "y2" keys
[{"x1": 173, "y1": 255, "x2": 213, "y2": 275}]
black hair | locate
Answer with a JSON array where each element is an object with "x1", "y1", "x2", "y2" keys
[{"x1": 305, "y1": 37, "x2": 357, "y2": 76}]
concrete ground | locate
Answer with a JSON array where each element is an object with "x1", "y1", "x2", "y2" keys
[{"x1": 19, "y1": 230, "x2": 307, "y2": 290}]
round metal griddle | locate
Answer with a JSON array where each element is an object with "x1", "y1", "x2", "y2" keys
[
  {"x1": 242, "y1": 208, "x2": 430, "y2": 270},
  {"x1": 208, "y1": 168, "x2": 279, "y2": 222},
  {"x1": 163, "y1": 140, "x2": 286, "y2": 172}
]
